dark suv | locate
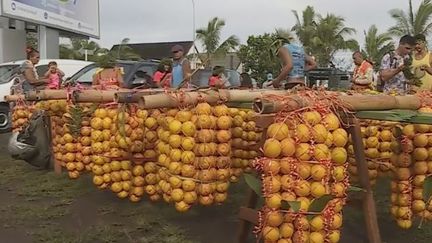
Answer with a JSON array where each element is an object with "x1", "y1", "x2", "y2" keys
[{"x1": 68, "y1": 60, "x2": 159, "y2": 89}]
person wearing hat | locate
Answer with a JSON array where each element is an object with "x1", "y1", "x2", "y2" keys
[
  {"x1": 412, "y1": 34, "x2": 432, "y2": 91},
  {"x1": 270, "y1": 42, "x2": 316, "y2": 89},
  {"x1": 171, "y1": 44, "x2": 192, "y2": 88}
]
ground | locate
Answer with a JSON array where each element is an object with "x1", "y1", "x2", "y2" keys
[{"x1": 1, "y1": 132, "x2": 432, "y2": 243}]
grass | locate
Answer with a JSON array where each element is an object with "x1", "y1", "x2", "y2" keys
[
  {"x1": 4, "y1": 149, "x2": 432, "y2": 243},
  {"x1": 343, "y1": 177, "x2": 432, "y2": 243},
  {"x1": 0, "y1": 156, "x2": 198, "y2": 243}
]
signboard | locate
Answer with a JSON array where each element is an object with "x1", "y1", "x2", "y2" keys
[{"x1": 0, "y1": 0, "x2": 100, "y2": 38}]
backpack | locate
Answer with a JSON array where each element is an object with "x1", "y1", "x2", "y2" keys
[{"x1": 8, "y1": 110, "x2": 52, "y2": 169}]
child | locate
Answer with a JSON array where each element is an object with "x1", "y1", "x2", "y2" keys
[
  {"x1": 44, "y1": 61, "x2": 65, "y2": 89},
  {"x1": 208, "y1": 66, "x2": 226, "y2": 88},
  {"x1": 153, "y1": 59, "x2": 172, "y2": 88}
]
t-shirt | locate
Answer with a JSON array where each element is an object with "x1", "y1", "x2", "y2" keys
[
  {"x1": 283, "y1": 43, "x2": 306, "y2": 78},
  {"x1": 153, "y1": 71, "x2": 172, "y2": 87},
  {"x1": 209, "y1": 76, "x2": 221, "y2": 87},
  {"x1": 19, "y1": 60, "x2": 39, "y2": 92},
  {"x1": 380, "y1": 52, "x2": 408, "y2": 94}
]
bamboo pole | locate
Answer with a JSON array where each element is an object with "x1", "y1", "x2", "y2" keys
[
  {"x1": 115, "y1": 89, "x2": 168, "y2": 103},
  {"x1": 73, "y1": 90, "x2": 119, "y2": 103},
  {"x1": 25, "y1": 90, "x2": 67, "y2": 100},
  {"x1": 254, "y1": 94, "x2": 423, "y2": 113},
  {"x1": 138, "y1": 90, "x2": 231, "y2": 109},
  {"x1": 4, "y1": 94, "x2": 25, "y2": 102}
]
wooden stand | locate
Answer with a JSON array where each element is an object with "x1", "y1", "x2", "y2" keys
[
  {"x1": 236, "y1": 114, "x2": 382, "y2": 243},
  {"x1": 346, "y1": 116, "x2": 382, "y2": 243}
]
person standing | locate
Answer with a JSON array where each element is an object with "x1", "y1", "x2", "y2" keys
[
  {"x1": 412, "y1": 34, "x2": 432, "y2": 91},
  {"x1": 351, "y1": 51, "x2": 374, "y2": 91},
  {"x1": 379, "y1": 35, "x2": 416, "y2": 95},
  {"x1": 271, "y1": 42, "x2": 316, "y2": 89},
  {"x1": 171, "y1": 45, "x2": 192, "y2": 88}
]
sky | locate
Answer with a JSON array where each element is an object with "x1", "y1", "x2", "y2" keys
[{"x1": 96, "y1": 0, "x2": 415, "y2": 50}]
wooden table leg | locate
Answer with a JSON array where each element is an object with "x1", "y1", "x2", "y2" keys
[
  {"x1": 347, "y1": 117, "x2": 382, "y2": 243},
  {"x1": 237, "y1": 189, "x2": 259, "y2": 243}
]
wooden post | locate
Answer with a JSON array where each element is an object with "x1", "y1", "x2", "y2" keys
[
  {"x1": 237, "y1": 190, "x2": 259, "y2": 243},
  {"x1": 346, "y1": 116, "x2": 382, "y2": 243},
  {"x1": 237, "y1": 114, "x2": 274, "y2": 243}
]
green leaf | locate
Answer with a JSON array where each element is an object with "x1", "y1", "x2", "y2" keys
[
  {"x1": 423, "y1": 176, "x2": 432, "y2": 203},
  {"x1": 308, "y1": 195, "x2": 333, "y2": 213},
  {"x1": 392, "y1": 125, "x2": 403, "y2": 139},
  {"x1": 281, "y1": 200, "x2": 301, "y2": 212},
  {"x1": 243, "y1": 174, "x2": 262, "y2": 197},
  {"x1": 348, "y1": 186, "x2": 366, "y2": 192}
]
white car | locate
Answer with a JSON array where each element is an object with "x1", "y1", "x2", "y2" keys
[{"x1": 0, "y1": 59, "x2": 92, "y2": 132}]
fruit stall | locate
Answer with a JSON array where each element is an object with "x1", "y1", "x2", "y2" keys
[{"x1": 5, "y1": 88, "x2": 432, "y2": 243}]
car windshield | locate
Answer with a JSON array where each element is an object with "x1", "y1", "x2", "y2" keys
[
  {"x1": 0, "y1": 65, "x2": 19, "y2": 84},
  {"x1": 71, "y1": 63, "x2": 134, "y2": 84}
]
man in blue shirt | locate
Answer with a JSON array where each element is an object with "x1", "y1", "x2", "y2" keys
[
  {"x1": 271, "y1": 43, "x2": 316, "y2": 89},
  {"x1": 171, "y1": 45, "x2": 192, "y2": 88}
]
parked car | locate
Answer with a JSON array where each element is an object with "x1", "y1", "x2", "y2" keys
[
  {"x1": 0, "y1": 59, "x2": 92, "y2": 133},
  {"x1": 68, "y1": 60, "x2": 159, "y2": 88},
  {"x1": 191, "y1": 68, "x2": 241, "y2": 88}
]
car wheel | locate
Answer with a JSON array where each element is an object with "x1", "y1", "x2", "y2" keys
[{"x1": 0, "y1": 104, "x2": 11, "y2": 133}]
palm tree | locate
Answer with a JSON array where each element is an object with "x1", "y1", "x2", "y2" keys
[
  {"x1": 196, "y1": 17, "x2": 240, "y2": 66},
  {"x1": 110, "y1": 38, "x2": 141, "y2": 61},
  {"x1": 388, "y1": 0, "x2": 432, "y2": 36},
  {"x1": 292, "y1": 7, "x2": 358, "y2": 66},
  {"x1": 311, "y1": 14, "x2": 359, "y2": 66},
  {"x1": 362, "y1": 25, "x2": 395, "y2": 70},
  {"x1": 59, "y1": 38, "x2": 109, "y2": 61},
  {"x1": 291, "y1": 6, "x2": 317, "y2": 55}
]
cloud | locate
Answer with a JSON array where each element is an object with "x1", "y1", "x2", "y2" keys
[{"x1": 95, "y1": 0, "x2": 416, "y2": 53}]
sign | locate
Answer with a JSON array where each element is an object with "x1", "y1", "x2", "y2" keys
[{"x1": 0, "y1": 0, "x2": 100, "y2": 38}]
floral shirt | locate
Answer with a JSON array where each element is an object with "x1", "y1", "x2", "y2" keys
[
  {"x1": 352, "y1": 60, "x2": 373, "y2": 90},
  {"x1": 380, "y1": 52, "x2": 408, "y2": 94}
]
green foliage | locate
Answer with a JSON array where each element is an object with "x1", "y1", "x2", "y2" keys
[
  {"x1": 362, "y1": 25, "x2": 395, "y2": 70},
  {"x1": 110, "y1": 38, "x2": 141, "y2": 61},
  {"x1": 308, "y1": 195, "x2": 333, "y2": 213},
  {"x1": 26, "y1": 32, "x2": 38, "y2": 50},
  {"x1": 388, "y1": 0, "x2": 432, "y2": 36},
  {"x1": 238, "y1": 33, "x2": 284, "y2": 82},
  {"x1": 196, "y1": 17, "x2": 240, "y2": 66},
  {"x1": 292, "y1": 6, "x2": 358, "y2": 66},
  {"x1": 59, "y1": 38, "x2": 109, "y2": 61},
  {"x1": 281, "y1": 200, "x2": 301, "y2": 212},
  {"x1": 243, "y1": 173, "x2": 262, "y2": 197}
]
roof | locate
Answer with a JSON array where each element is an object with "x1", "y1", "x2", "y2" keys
[
  {"x1": 0, "y1": 59, "x2": 93, "y2": 66},
  {"x1": 111, "y1": 41, "x2": 194, "y2": 60}
]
